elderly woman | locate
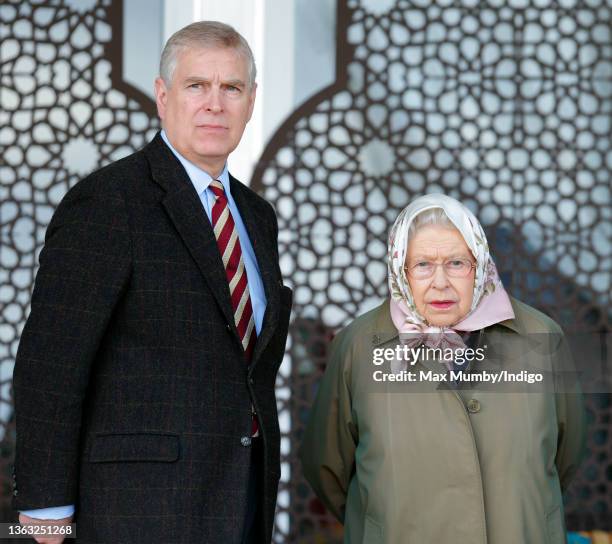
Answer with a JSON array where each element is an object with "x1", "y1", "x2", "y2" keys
[{"x1": 300, "y1": 194, "x2": 585, "y2": 543}]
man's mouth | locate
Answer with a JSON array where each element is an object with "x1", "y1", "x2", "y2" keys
[{"x1": 197, "y1": 124, "x2": 227, "y2": 130}]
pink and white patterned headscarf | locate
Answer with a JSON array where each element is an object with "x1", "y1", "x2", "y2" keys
[{"x1": 387, "y1": 194, "x2": 515, "y2": 351}]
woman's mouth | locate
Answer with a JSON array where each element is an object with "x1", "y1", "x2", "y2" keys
[{"x1": 429, "y1": 300, "x2": 456, "y2": 310}]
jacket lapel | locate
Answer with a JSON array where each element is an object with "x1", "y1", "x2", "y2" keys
[
  {"x1": 143, "y1": 133, "x2": 281, "y2": 364},
  {"x1": 143, "y1": 134, "x2": 238, "y2": 340},
  {"x1": 230, "y1": 175, "x2": 280, "y2": 368}
]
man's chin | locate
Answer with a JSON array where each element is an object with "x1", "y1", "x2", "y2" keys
[{"x1": 192, "y1": 146, "x2": 231, "y2": 162}]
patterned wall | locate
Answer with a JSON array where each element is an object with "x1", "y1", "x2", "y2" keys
[
  {"x1": 0, "y1": 0, "x2": 610, "y2": 541},
  {"x1": 0, "y1": 0, "x2": 159, "y2": 520},
  {"x1": 250, "y1": 0, "x2": 611, "y2": 541}
]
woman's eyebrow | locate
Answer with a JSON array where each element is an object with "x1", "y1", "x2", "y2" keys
[
  {"x1": 408, "y1": 251, "x2": 472, "y2": 261},
  {"x1": 407, "y1": 253, "x2": 437, "y2": 261},
  {"x1": 447, "y1": 252, "x2": 473, "y2": 259}
]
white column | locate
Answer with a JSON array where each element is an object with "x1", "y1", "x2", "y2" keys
[
  {"x1": 193, "y1": 0, "x2": 295, "y2": 185},
  {"x1": 163, "y1": 0, "x2": 197, "y2": 43}
]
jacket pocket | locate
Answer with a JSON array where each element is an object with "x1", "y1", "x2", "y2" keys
[
  {"x1": 89, "y1": 432, "x2": 180, "y2": 463},
  {"x1": 363, "y1": 515, "x2": 383, "y2": 544},
  {"x1": 546, "y1": 505, "x2": 565, "y2": 544}
]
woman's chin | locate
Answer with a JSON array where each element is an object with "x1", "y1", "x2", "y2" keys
[{"x1": 424, "y1": 312, "x2": 463, "y2": 328}]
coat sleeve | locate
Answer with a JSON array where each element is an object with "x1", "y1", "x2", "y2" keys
[
  {"x1": 552, "y1": 331, "x2": 587, "y2": 492},
  {"x1": 12, "y1": 179, "x2": 132, "y2": 510},
  {"x1": 299, "y1": 328, "x2": 358, "y2": 523}
]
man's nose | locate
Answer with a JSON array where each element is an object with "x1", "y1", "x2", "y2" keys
[{"x1": 204, "y1": 88, "x2": 223, "y2": 113}]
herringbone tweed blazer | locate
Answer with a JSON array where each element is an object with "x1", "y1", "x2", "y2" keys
[{"x1": 12, "y1": 132, "x2": 292, "y2": 543}]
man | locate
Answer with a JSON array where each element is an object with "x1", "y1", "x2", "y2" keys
[{"x1": 12, "y1": 21, "x2": 292, "y2": 544}]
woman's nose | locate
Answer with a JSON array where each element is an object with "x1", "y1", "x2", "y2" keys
[{"x1": 430, "y1": 264, "x2": 450, "y2": 288}]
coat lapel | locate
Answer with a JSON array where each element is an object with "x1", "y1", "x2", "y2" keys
[
  {"x1": 144, "y1": 134, "x2": 238, "y2": 340},
  {"x1": 143, "y1": 133, "x2": 280, "y2": 365},
  {"x1": 230, "y1": 175, "x2": 280, "y2": 368}
]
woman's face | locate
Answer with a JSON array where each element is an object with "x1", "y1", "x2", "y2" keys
[{"x1": 405, "y1": 224, "x2": 475, "y2": 327}]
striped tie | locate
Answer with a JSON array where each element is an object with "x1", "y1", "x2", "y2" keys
[
  {"x1": 210, "y1": 180, "x2": 257, "y2": 360},
  {"x1": 209, "y1": 180, "x2": 258, "y2": 436}
]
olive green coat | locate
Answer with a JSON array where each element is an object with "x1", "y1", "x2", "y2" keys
[{"x1": 300, "y1": 298, "x2": 585, "y2": 544}]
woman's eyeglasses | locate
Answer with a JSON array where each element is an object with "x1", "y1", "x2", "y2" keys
[{"x1": 404, "y1": 259, "x2": 476, "y2": 279}]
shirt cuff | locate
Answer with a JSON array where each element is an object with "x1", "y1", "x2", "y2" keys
[{"x1": 20, "y1": 505, "x2": 75, "y2": 520}]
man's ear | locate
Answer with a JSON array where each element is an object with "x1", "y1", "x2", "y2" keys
[
  {"x1": 246, "y1": 82, "x2": 257, "y2": 123},
  {"x1": 154, "y1": 77, "x2": 168, "y2": 120}
]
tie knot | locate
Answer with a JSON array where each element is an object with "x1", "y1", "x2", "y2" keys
[{"x1": 209, "y1": 179, "x2": 225, "y2": 198}]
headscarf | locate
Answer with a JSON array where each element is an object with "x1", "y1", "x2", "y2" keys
[{"x1": 387, "y1": 194, "x2": 515, "y2": 354}]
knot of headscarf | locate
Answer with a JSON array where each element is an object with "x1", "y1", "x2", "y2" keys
[{"x1": 387, "y1": 194, "x2": 515, "y2": 357}]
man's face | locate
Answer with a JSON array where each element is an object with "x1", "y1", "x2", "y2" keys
[{"x1": 155, "y1": 46, "x2": 256, "y2": 176}]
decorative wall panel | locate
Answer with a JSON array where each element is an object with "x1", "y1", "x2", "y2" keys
[
  {"x1": 1, "y1": 0, "x2": 610, "y2": 540},
  {"x1": 0, "y1": 0, "x2": 159, "y2": 520}
]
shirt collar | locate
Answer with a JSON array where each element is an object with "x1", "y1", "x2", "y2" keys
[{"x1": 160, "y1": 129, "x2": 231, "y2": 196}]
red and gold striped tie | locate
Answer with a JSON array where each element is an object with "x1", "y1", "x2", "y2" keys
[
  {"x1": 210, "y1": 180, "x2": 257, "y2": 360},
  {"x1": 210, "y1": 180, "x2": 258, "y2": 435}
]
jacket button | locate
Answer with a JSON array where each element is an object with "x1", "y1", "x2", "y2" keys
[
  {"x1": 226, "y1": 323, "x2": 232, "y2": 333},
  {"x1": 249, "y1": 377, "x2": 254, "y2": 385},
  {"x1": 240, "y1": 436, "x2": 252, "y2": 447},
  {"x1": 467, "y1": 399, "x2": 481, "y2": 413},
  {"x1": 278, "y1": 280, "x2": 283, "y2": 287},
  {"x1": 13, "y1": 489, "x2": 18, "y2": 496}
]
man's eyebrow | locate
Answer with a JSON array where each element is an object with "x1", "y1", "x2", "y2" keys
[
  {"x1": 183, "y1": 76, "x2": 210, "y2": 85},
  {"x1": 182, "y1": 76, "x2": 246, "y2": 87},
  {"x1": 222, "y1": 78, "x2": 246, "y2": 87}
]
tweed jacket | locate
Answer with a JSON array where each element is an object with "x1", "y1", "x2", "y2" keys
[{"x1": 12, "y1": 132, "x2": 292, "y2": 543}]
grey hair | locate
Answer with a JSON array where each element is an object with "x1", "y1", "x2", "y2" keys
[
  {"x1": 408, "y1": 207, "x2": 455, "y2": 240},
  {"x1": 160, "y1": 21, "x2": 257, "y2": 89}
]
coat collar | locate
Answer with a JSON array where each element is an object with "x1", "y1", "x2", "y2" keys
[
  {"x1": 143, "y1": 132, "x2": 279, "y2": 367},
  {"x1": 371, "y1": 299, "x2": 399, "y2": 346},
  {"x1": 493, "y1": 297, "x2": 525, "y2": 335}
]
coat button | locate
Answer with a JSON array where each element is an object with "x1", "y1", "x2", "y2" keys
[
  {"x1": 249, "y1": 377, "x2": 254, "y2": 385},
  {"x1": 226, "y1": 323, "x2": 232, "y2": 333},
  {"x1": 278, "y1": 280, "x2": 283, "y2": 287},
  {"x1": 467, "y1": 399, "x2": 481, "y2": 413},
  {"x1": 241, "y1": 436, "x2": 252, "y2": 447},
  {"x1": 13, "y1": 489, "x2": 18, "y2": 496}
]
